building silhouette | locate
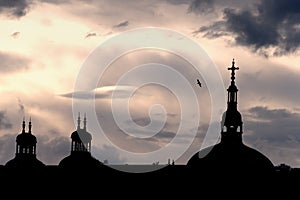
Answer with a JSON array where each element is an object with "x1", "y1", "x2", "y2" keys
[
  {"x1": 187, "y1": 59, "x2": 274, "y2": 174},
  {"x1": 59, "y1": 113, "x2": 102, "y2": 168},
  {"x1": 5, "y1": 118, "x2": 45, "y2": 168}
]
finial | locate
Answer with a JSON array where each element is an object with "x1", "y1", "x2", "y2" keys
[
  {"x1": 22, "y1": 117, "x2": 26, "y2": 134},
  {"x1": 228, "y1": 58, "x2": 239, "y2": 84},
  {"x1": 83, "y1": 112, "x2": 87, "y2": 131},
  {"x1": 29, "y1": 116, "x2": 32, "y2": 134},
  {"x1": 77, "y1": 112, "x2": 81, "y2": 130}
]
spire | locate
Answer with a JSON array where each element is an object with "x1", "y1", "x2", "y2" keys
[
  {"x1": 22, "y1": 117, "x2": 26, "y2": 134},
  {"x1": 28, "y1": 117, "x2": 32, "y2": 134},
  {"x1": 83, "y1": 113, "x2": 87, "y2": 131},
  {"x1": 77, "y1": 112, "x2": 81, "y2": 130},
  {"x1": 226, "y1": 59, "x2": 239, "y2": 107},
  {"x1": 228, "y1": 58, "x2": 239, "y2": 86},
  {"x1": 221, "y1": 59, "x2": 243, "y2": 143}
]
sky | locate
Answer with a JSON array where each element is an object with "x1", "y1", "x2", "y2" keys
[{"x1": 0, "y1": 0, "x2": 300, "y2": 167}]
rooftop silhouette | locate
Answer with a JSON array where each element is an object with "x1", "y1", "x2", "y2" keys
[
  {"x1": 59, "y1": 113, "x2": 103, "y2": 168},
  {"x1": 5, "y1": 118, "x2": 45, "y2": 168},
  {"x1": 0, "y1": 59, "x2": 298, "y2": 185},
  {"x1": 187, "y1": 59, "x2": 274, "y2": 175}
]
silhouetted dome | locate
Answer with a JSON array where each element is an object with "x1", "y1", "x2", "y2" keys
[
  {"x1": 5, "y1": 156, "x2": 45, "y2": 168},
  {"x1": 59, "y1": 113, "x2": 102, "y2": 168},
  {"x1": 16, "y1": 133, "x2": 36, "y2": 145},
  {"x1": 59, "y1": 151, "x2": 102, "y2": 168},
  {"x1": 187, "y1": 60, "x2": 274, "y2": 176},
  {"x1": 5, "y1": 119, "x2": 45, "y2": 168},
  {"x1": 187, "y1": 142, "x2": 274, "y2": 173},
  {"x1": 71, "y1": 129, "x2": 92, "y2": 143}
]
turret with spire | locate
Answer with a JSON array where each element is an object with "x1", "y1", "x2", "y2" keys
[
  {"x1": 5, "y1": 117, "x2": 45, "y2": 168},
  {"x1": 59, "y1": 112, "x2": 102, "y2": 168},
  {"x1": 221, "y1": 59, "x2": 243, "y2": 144},
  {"x1": 71, "y1": 112, "x2": 91, "y2": 153},
  {"x1": 187, "y1": 59, "x2": 274, "y2": 174}
]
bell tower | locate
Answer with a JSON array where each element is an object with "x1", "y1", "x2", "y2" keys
[{"x1": 221, "y1": 59, "x2": 243, "y2": 143}]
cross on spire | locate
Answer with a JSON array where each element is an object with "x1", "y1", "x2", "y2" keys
[{"x1": 228, "y1": 59, "x2": 239, "y2": 84}]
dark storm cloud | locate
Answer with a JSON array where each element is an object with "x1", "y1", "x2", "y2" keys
[
  {"x1": 243, "y1": 106, "x2": 300, "y2": 166},
  {"x1": 193, "y1": 21, "x2": 229, "y2": 38},
  {"x1": 113, "y1": 21, "x2": 129, "y2": 28},
  {"x1": 196, "y1": 0, "x2": 300, "y2": 56},
  {"x1": 245, "y1": 106, "x2": 300, "y2": 142},
  {"x1": 0, "y1": 111, "x2": 12, "y2": 130},
  {"x1": 0, "y1": 52, "x2": 29, "y2": 73},
  {"x1": 0, "y1": 0, "x2": 31, "y2": 18}
]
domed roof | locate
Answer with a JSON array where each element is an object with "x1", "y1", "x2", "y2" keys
[
  {"x1": 187, "y1": 142, "x2": 274, "y2": 173},
  {"x1": 5, "y1": 155, "x2": 45, "y2": 168},
  {"x1": 16, "y1": 133, "x2": 37, "y2": 145},
  {"x1": 59, "y1": 151, "x2": 102, "y2": 168},
  {"x1": 71, "y1": 129, "x2": 92, "y2": 143}
]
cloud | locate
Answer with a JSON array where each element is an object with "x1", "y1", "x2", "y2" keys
[
  {"x1": 238, "y1": 64, "x2": 300, "y2": 106},
  {"x1": 93, "y1": 144, "x2": 126, "y2": 164},
  {"x1": 195, "y1": 0, "x2": 300, "y2": 56},
  {"x1": 17, "y1": 98, "x2": 25, "y2": 116},
  {"x1": 0, "y1": 132, "x2": 70, "y2": 165},
  {"x1": 0, "y1": 52, "x2": 30, "y2": 73},
  {"x1": 193, "y1": 21, "x2": 229, "y2": 38},
  {"x1": 165, "y1": 0, "x2": 190, "y2": 5},
  {"x1": 113, "y1": 21, "x2": 129, "y2": 28},
  {"x1": 0, "y1": 134, "x2": 15, "y2": 164},
  {"x1": 0, "y1": 111, "x2": 12, "y2": 130},
  {"x1": 85, "y1": 32, "x2": 97, "y2": 39},
  {"x1": 247, "y1": 106, "x2": 294, "y2": 120},
  {"x1": 188, "y1": 0, "x2": 215, "y2": 14},
  {"x1": 60, "y1": 86, "x2": 137, "y2": 100},
  {"x1": 10, "y1": 31, "x2": 20, "y2": 38},
  {"x1": 0, "y1": 0, "x2": 32, "y2": 18},
  {"x1": 37, "y1": 134, "x2": 70, "y2": 165},
  {"x1": 243, "y1": 106, "x2": 300, "y2": 166}
]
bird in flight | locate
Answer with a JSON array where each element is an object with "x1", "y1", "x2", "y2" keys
[{"x1": 197, "y1": 79, "x2": 202, "y2": 87}]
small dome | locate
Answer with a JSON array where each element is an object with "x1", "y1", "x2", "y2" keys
[
  {"x1": 16, "y1": 133, "x2": 37, "y2": 145},
  {"x1": 71, "y1": 129, "x2": 92, "y2": 143},
  {"x1": 222, "y1": 109, "x2": 242, "y2": 126}
]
